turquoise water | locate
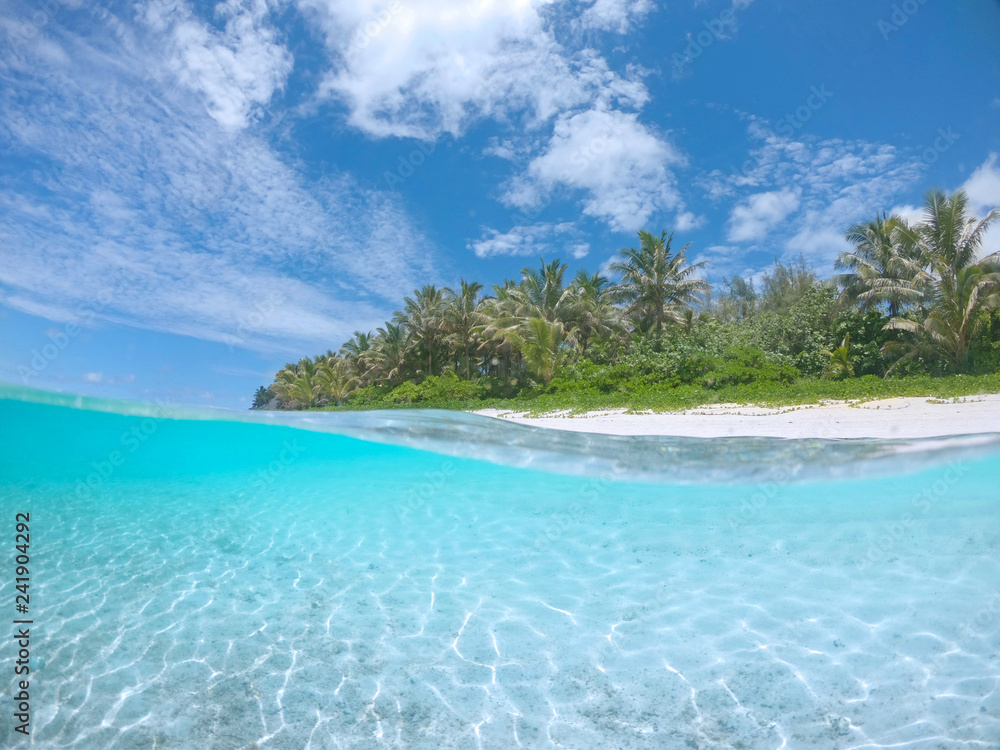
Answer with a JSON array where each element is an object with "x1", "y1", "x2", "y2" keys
[{"x1": 1, "y1": 390, "x2": 999, "y2": 748}]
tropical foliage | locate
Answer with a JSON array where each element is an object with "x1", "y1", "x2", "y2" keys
[{"x1": 251, "y1": 189, "x2": 999, "y2": 411}]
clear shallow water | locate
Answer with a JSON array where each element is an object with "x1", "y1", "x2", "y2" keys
[{"x1": 0, "y1": 391, "x2": 999, "y2": 749}]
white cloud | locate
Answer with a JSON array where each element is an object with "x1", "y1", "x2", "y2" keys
[
  {"x1": 889, "y1": 154, "x2": 1000, "y2": 255},
  {"x1": 504, "y1": 108, "x2": 683, "y2": 232},
  {"x1": 675, "y1": 210, "x2": 706, "y2": 232},
  {"x1": 726, "y1": 188, "x2": 800, "y2": 242},
  {"x1": 703, "y1": 121, "x2": 927, "y2": 266},
  {"x1": 961, "y1": 152, "x2": 1000, "y2": 219},
  {"x1": 299, "y1": 0, "x2": 674, "y2": 234},
  {"x1": 83, "y1": 372, "x2": 104, "y2": 383},
  {"x1": 302, "y1": 0, "x2": 647, "y2": 140},
  {"x1": 483, "y1": 137, "x2": 520, "y2": 161},
  {"x1": 576, "y1": 0, "x2": 656, "y2": 33},
  {"x1": 887, "y1": 203, "x2": 924, "y2": 226},
  {"x1": 0, "y1": 5, "x2": 438, "y2": 354},
  {"x1": 469, "y1": 222, "x2": 585, "y2": 259},
  {"x1": 142, "y1": 0, "x2": 293, "y2": 130},
  {"x1": 961, "y1": 153, "x2": 1000, "y2": 256}
]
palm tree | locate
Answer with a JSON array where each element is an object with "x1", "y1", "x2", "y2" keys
[
  {"x1": 836, "y1": 213, "x2": 921, "y2": 317},
  {"x1": 315, "y1": 358, "x2": 357, "y2": 405},
  {"x1": 478, "y1": 281, "x2": 522, "y2": 380},
  {"x1": 395, "y1": 285, "x2": 449, "y2": 378},
  {"x1": 270, "y1": 362, "x2": 319, "y2": 409},
  {"x1": 610, "y1": 230, "x2": 709, "y2": 337},
  {"x1": 885, "y1": 190, "x2": 1000, "y2": 372},
  {"x1": 339, "y1": 331, "x2": 374, "y2": 383},
  {"x1": 443, "y1": 280, "x2": 484, "y2": 380},
  {"x1": 371, "y1": 323, "x2": 408, "y2": 385},
  {"x1": 478, "y1": 262, "x2": 577, "y2": 377},
  {"x1": 516, "y1": 259, "x2": 576, "y2": 323},
  {"x1": 823, "y1": 334, "x2": 855, "y2": 380},
  {"x1": 570, "y1": 270, "x2": 621, "y2": 352},
  {"x1": 251, "y1": 386, "x2": 274, "y2": 409},
  {"x1": 507, "y1": 317, "x2": 575, "y2": 385}
]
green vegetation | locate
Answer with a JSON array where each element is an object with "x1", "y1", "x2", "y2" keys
[{"x1": 253, "y1": 189, "x2": 1000, "y2": 414}]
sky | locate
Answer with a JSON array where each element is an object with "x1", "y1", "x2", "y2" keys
[{"x1": 1, "y1": 0, "x2": 999, "y2": 409}]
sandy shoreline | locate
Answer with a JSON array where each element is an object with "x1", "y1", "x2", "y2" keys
[{"x1": 474, "y1": 395, "x2": 1000, "y2": 439}]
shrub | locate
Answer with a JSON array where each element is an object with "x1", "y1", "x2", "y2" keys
[
  {"x1": 971, "y1": 310, "x2": 1000, "y2": 375},
  {"x1": 386, "y1": 373, "x2": 483, "y2": 404},
  {"x1": 702, "y1": 347, "x2": 800, "y2": 389}
]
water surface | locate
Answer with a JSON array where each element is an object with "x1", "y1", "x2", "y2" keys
[{"x1": 0, "y1": 390, "x2": 998, "y2": 748}]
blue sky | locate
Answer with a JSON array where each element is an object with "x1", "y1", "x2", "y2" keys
[{"x1": 1, "y1": 0, "x2": 999, "y2": 409}]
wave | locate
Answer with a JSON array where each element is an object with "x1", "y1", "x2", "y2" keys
[{"x1": 3, "y1": 383, "x2": 999, "y2": 484}]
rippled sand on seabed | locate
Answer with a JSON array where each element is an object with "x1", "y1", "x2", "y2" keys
[{"x1": 0, "y1": 392, "x2": 998, "y2": 749}]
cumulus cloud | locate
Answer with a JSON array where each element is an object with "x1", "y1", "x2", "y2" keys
[
  {"x1": 961, "y1": 153, "x2": 1000, "y2": 255},
  {"x1": 886, "y1": 203, "x2": 925, "y2": 226},
  {"x1": 302, "y1": 0, "x2": 647, "y2": 139},
  {"x1": 504, "y1": 109, "x2": 683, "y2": 233},
  {"x1": 675, "y1": 211, "x2": 706, "y2": 232},
  {"x1": 726, "y1": 189, "x2": 800, "y2": 242},
  {"x1": 299, "y1": 0, "x2": 673, "y2": 236},
  {"x1": 961, "y1": 153, "x2": 1000, "y2": 219}
]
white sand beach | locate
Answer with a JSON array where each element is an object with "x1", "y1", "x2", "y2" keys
[{"x1": 475, "y1": 394, "x2": 1000, "y2": 439}]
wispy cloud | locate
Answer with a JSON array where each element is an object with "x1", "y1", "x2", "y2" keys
[
  {"x1": 0, "y1": 2, "x2": 439, "y2": 354},
  {"x1": 141, "y1": 0, "x2": 294, "y2": 130},
  {"x1": 701, "y1": 121, "x2": 926, "y2": 267},
  {"x1": 469, "y1": 222, "x2": 589, "y2": 260},
  {"x1": 575, "y1": 0, "x2": 657, "y2": 34}
]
